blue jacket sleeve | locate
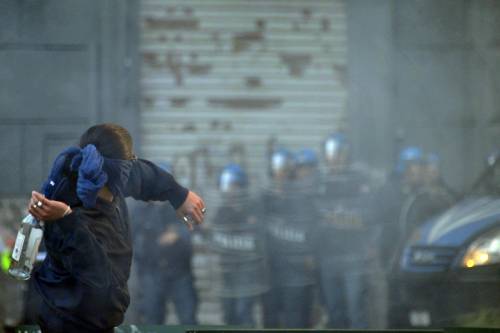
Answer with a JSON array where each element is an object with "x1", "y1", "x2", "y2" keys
[{"x1": 124, "y1": 159, "x2": 189, "y2": 209}]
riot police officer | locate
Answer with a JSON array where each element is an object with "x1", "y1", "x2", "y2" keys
[
  {"x1": 375, "y1": 147, "x2": 456, "y2": 328},
  {"x1": 210, "y1": 164, "x2": 268, "y2": 326},
  {"x1": 128, "y1": 162, "x2": 198, "y2": 325},
  {"x1": 372, "y1": 146, "x2": 425, "y2": 329},
  {"x1": 314, "y1": 133, "x2": 374, "y2": 329},
  {"x1": 375, "y1": 146, "x2": 425, "y2": 268},
  {"x1": 401, "y1": 153, "x2": 456, "y2": 236},
  {"x1": 262, "y1": 148, "x2": 318, "y2": 328}
]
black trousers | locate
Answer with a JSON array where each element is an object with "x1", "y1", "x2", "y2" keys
[{"x1": 222, "y1": 296, "x2": 256, "y2": 326}]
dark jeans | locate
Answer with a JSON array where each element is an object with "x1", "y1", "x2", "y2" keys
[
  {"x1": 137, "y1": 271, "x2": 198, "y2": 325},
  {"x1": 222, "y1": 296, "x2": 256, "y2": 326},
  {"x1": 320, "y1": 268, "x2": 368, "y2": 329},
  {"x1": 262, "y1": 285, "x2": 314, "y2": 328}
]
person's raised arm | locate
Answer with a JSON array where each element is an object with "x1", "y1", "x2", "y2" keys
[
  {"x1": 28, "y1": 159, "x2": 206, "y2": 227},
  {"x1": 125, "y1": 159, "x2": 206, "y2": 226}
]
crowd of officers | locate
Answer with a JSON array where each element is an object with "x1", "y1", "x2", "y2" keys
[{"x1": 126, "y1": 132, "x2": 456, "y2": 329}]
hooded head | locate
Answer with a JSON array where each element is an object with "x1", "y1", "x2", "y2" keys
[{"x1": 42, "y1": 124, "x2": 136, "y2": 208}]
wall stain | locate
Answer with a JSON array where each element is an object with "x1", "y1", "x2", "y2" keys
[
  {"x1": 208, "y1": 97, "x2": 282, "y2": 110},
  {"x1": 187, "y1": 52, "x2": 212, "y2": 75},
  {"x1": 170, "y1": 97, "x2": 190, "y2": 108},
  {"x1": 157, "y1": 51, "x2": 213, "y2": 85},
  {"x1": 143, "y1": 52, "x2": 160, "y2": 68},
  {"x1": 232, "y1": 19, "x2": 266, "y2": 53},
  {"x1": 210, "y1": 120, "x2": 233, "y2": 131},
  {"x1": 280, "y1": 53, "x2": 312, "y2": 77},
  {"x1": 166, "y1": 52, "x2": 184, "y2": 85},
  {"x1": 245, "y1": 76, "x2": 262, "y2": 88},
  {"x1": 145, "y1": 17, "x2": 199, "y2": 30},
  {"x1": 182, "y1": 123, "x2": 197, "y2": 132}
]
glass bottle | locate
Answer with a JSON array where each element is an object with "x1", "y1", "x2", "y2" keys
[{"x1": 8, "y1": 214, "x2": 44, "y2": 280}]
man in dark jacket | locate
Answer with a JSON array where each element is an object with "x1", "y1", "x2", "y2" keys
[
  {"x1": 210, "y1": 163, "x2": 268, "y2": 326},
  {"x1": 262, "y1": 148, "x2": 318, "y2": 328},
  {"x1": 27, "y1": 124, "x2": 205, "y2": 333},
  {"x1": 314, "y1": 133, "x2": 374, "y2": 329},
  {"x1": 384, "y1": 151, "x2": 455, "y2": 328}
]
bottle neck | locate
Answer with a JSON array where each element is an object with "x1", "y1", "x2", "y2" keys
[{"x1": 25, "y1": 214, "x2": 42, "y2": 227}]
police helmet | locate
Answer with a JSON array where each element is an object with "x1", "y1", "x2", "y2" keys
[
  {"x1": 296, "y1": 148, "x2": 318, "y2": 168},
  {"x1": 487, "y1": 151, "x2": 500, "y2": 167},
  {"x1": 270, "y1": 148, "x2": 295, "y2": 178},
  {"x1": 323, "y1": 133, "x2": 349, "y2": 163},
  {"x1": 396, "y1": 146, "x2": 423, "y2": 174},
  {"x1": 219, "y1": 163, "x2": 248, "y2": 192}
]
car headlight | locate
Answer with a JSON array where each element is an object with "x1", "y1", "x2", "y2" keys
[{"x1": 462, "y1": 229, "x2": 500, "y2": 268}]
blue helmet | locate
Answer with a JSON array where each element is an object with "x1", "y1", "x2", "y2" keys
[
  {"x1": 270, "y1": 148, "x2": 295, "y2": 176},
  {"x1": 487, "y1": 151, "x2": 500, "y2": 167},
  {"x1": 296, "y1": 148, "x2": 318, "y2": 168},
  {"x1": 219, "y1": 163, "x2": 248, "y2": 192},
  {"x1": 396, "y1": 146, "x2": 423, "y2": 174},
  {"x1": 323, "y1": 133, "x2": 349, "y2": 162}
]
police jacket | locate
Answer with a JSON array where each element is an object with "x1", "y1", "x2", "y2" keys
[
  {"x1": 34, "y1": 159, "x2": 188, "y2": 331},
  {"x1": 263, "y1": 179, "x2": 319, "y2": 287},
  {"x1": 211, "y1": 200, "x2": 269, "y2": 297},
  {"x1": 314, "y1": 169, "x2": 375, "y2": 268}
]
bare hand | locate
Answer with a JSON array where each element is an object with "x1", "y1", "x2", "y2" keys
[
  {"x1": 176, "y1": 191, "x2": 205, "y2": 230},
  {"x1": 28, "y1": 191, "x2": 72, "y2": 222}
]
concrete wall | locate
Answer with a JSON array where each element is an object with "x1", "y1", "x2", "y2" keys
[
  {"x1": 0, "y1": 0, "x2": 140, "y2": 198},
  {"x1": 348, "y1": 0, "x2": 500, "y2": 191}
]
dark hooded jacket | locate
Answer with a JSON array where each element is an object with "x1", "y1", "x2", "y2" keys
[{"x1": 34, "y1": 158, "x2": 188, "y2": 331}]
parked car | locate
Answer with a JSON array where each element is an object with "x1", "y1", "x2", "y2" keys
[{"x1": 396, "y1": 161, "x2": 500, "y2": 328}]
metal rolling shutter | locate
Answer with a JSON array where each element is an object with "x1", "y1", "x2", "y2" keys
[{"x1": 139, "y1": 0, "x2": 347, "y2": 189}]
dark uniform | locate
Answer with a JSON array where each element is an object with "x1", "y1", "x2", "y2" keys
[
  {"x1": 211, "y1": 196, "x2": 268, "y2": 326},
  {"x1": 129, "y1": 200, "x2": 197, "y2": 325},
  {"x1": 262, "y1": 179, "x2": 318, "y2": 328},
  {"x1": 314, "y1": 169, "x2": 374, "y2": 328},
  {"x1": 385, "y1": 179, "x2": 455, "y2": 327},
  {"x1": 399, "y1": 184, "x2": 455, "y2": 241},
  {"x1": 373, "y1": 175, "x2": 410, "y2": 268}
]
